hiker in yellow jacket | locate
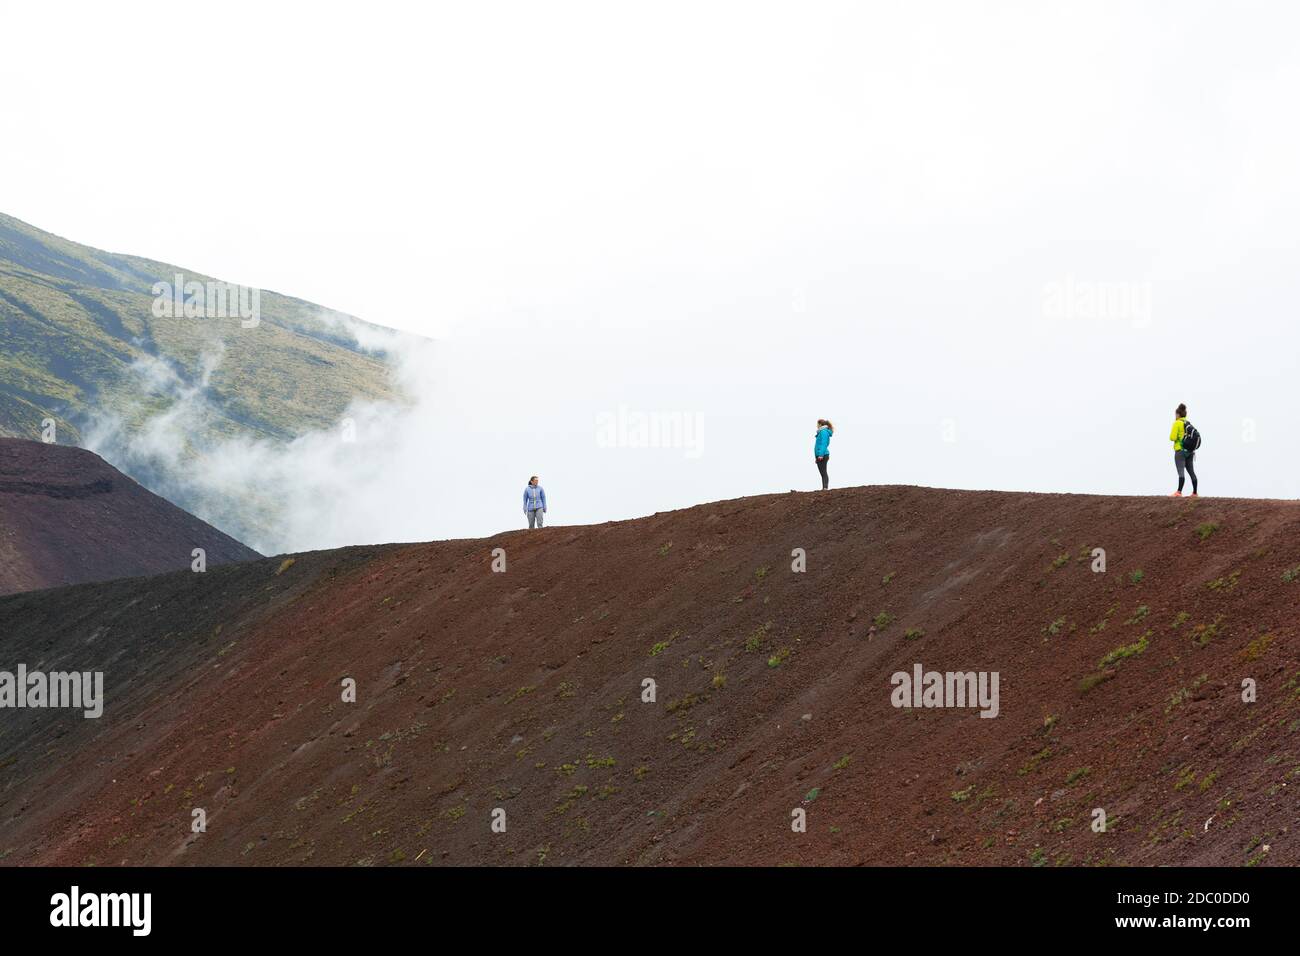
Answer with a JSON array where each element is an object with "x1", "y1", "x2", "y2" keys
[{"x1": 1169, "y1": 403, "x2": 1199, "y2": 497}]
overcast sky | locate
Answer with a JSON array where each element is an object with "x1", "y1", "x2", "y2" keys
[{"x1": 3, "y1": 1, "x2": 1299, "y2": 543}]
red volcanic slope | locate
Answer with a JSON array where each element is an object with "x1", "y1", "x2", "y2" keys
[
  {"x1": 0, "y1": 485, "x2": 1298, "y2": 866},
  {"x1": 0, "y1": 438, "x2": 259, "y2": 596}
]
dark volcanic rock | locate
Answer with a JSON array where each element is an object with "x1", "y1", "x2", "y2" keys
[{"x1": 0, "y1": 438, "x2": 259, "y2": 595}]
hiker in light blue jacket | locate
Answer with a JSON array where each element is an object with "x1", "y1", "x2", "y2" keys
[
  {"x1": 523, "y1": 475, "x2": 547, "y2": 528},
  {"x1": 814, "y1": 419, "x2": 834, "y2": 490}
]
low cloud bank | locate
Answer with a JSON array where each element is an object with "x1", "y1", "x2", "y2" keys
[{"x1": 84, "y1": 317, "x2": 445, "y2": 556}]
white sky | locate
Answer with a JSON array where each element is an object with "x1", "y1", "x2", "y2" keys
[{"x1": 3, "y1": 1, "x2": 1300, "y2": 543}]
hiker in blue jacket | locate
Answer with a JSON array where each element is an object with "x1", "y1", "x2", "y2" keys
[
  {"x1": 814, "y1": 419, "x2": 834, "y2": 490},
  {"x1": 523, "y1": 475, "x2": 547, "y2": 528}
]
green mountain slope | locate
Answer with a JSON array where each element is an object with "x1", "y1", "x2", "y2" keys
[{"x1": 0, "y1": 211, "x2": 398, "y2": 446}]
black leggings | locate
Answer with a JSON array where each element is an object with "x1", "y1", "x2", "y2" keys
[
  {"x1": 1176, "y1": 451, "x2": 1198, "y2": 493},
  {"x1": 816, "y1": 455, "x2": 829, "y2": 490}
]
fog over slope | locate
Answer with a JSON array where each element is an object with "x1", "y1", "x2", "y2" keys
[
  {"x1": 0, "y1": 212, "x2": 411, "y2": 553},
  {"x1": 84, "y1": 321, "x2": 444, "y2": 555}
]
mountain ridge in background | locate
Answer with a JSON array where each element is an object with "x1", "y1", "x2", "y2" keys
[
  {"x1": 0, "y1": 211, "x2": 415, "y2": 549},
  {"x1": 0, "y1": 437, "x2": 260, "y2": 596},
  {"x1": 0, "y1": 210, "x2": 401, "y2": 444}
]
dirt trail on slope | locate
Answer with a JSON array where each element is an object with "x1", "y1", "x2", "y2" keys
[{"x1": 1, "y1": 485, "x2": 1297, "y2": 866}]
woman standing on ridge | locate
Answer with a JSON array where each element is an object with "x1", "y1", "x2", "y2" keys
[
  {"x1": 1169, "y1": 403, "x2": 1200, "y2": 497},
  {"x1": 523, "y1": 475, "x2": 548, "y2": 527},
  {"x1": 814, "y1": 418, "x2": 834, "y2": 490}
]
